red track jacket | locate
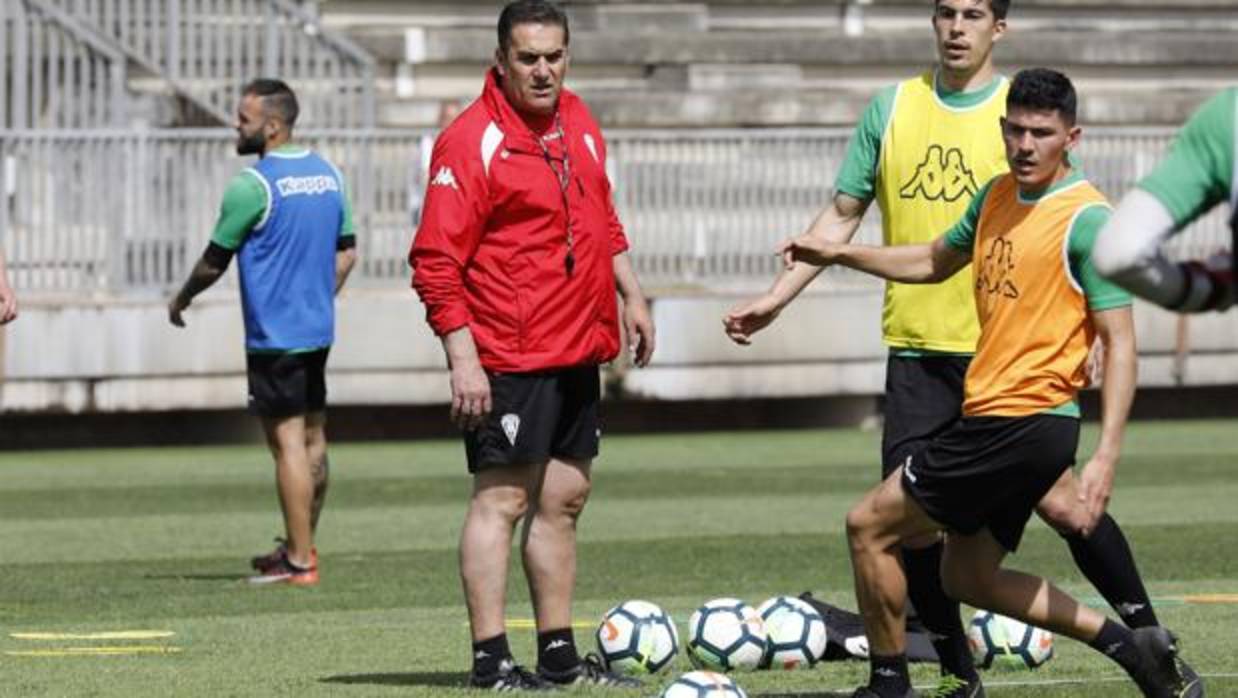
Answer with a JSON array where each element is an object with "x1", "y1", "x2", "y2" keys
[{"x1": 409, "y1": 69, "x2": 629, "y2": 373}]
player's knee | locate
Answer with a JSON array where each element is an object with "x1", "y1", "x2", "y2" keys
[
  {"x1": 555, "y1": 481, "x2": 591, "y2": 520},
  {"x1": 1036, "y1": 500, "x2": 1085, "y2": 536},
  {"x1": 845, "y1": 503, "x2": 877, "y2": 552},
  {"x1": 473, "y1": 486, "x2": 530, "y2": 523}
]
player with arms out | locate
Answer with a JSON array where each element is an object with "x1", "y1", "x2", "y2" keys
[
  {"x1": 725, "y1": 3, "x2": 1166, "y2": 696},
  {"x1": 168, "y1": 78, "x2": 357, "y2": 586},
  {"x1": 783, "y1": 68, "x2": 1202, "y2": 698},
  {"x1": 1095, "y1": 87, "x2": 1238, "y2": 312}
]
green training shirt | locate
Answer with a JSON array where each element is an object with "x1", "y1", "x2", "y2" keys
[{"x1": 1138, "y1": 87, "x2": 1237, "y2": 228}]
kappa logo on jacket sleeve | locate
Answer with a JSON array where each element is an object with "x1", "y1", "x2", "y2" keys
[{"x1": 430, "y1": 166, "x2": 460, "y2": 191}]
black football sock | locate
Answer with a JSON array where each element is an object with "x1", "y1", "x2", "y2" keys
[
  {"x1": 536, "y1": 628, "x2": 581, "y2": 674},
  {"x1": 1088, "y1": 618, "x2": 1143, "y2": 676},
  {"x1": 1063, "y1": 513, "x2": 1159, "y2": 628},
  {"x1": 869, "y1": 653, "x2": 913, "y2": 697},
  {"x1": 903, "y1": 543, "x2": 979, "y2": 682},
  {"x1": 471, "y1": 634, "x2": 512, "y2": 678}
]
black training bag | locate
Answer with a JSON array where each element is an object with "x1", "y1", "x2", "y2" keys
[{"x1": 798, "y1": 591, "x2": 941, "y2": 663}]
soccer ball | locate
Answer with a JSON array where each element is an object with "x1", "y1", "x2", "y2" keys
[
  {"x1": 967, "y1": 611, "x2": 1054, "y2": 670},
  {"x1": 686, "y1": 598, "x2": 767, "y2": 672},
  {"x1": 756, "y1": 596, "x2": 828, "y2": 670},
  {"x1": 595, "y1": 600, "x2": 680, "y2": 675},
  {"x1": 660, "y1": 670, "x2": 749, "y2": 697}
]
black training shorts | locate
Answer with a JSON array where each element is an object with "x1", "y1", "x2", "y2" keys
[
  {"x1": 881, "y1": 354, "x2": 971, "y2": 477},
  {"x1": 246, "y1": 348, "x2": 330, "y2": 418},
  {"x1": 900, "y1": 413, "x2": 1079, "y2": 552},
  {"x1": 465, "y1": 365, "x2": 601, "y2": 473}
]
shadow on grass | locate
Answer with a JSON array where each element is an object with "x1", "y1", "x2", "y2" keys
[
  {"x1": 143, "y1": 573, "x2": 249, "y2": 581},
  {"x1": 320, "y1": 672, "x2": 465, "y2": 689}
]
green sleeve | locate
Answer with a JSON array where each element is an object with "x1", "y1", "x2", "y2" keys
[
  {"x1": 833, "y1": 85, "x2": 897, "y2": 201},
  {"x1": 943, "y1": 176, "x2": 998, "y2": 251},
  {"x1": 210, "y1": 171, "x2": 268, "y2": 250},
  {"x1": 1138, "y1": 88, "x2": 1236, "y2": 228},
  {"x1": 1068, "y1": 205, "x2": 1133, "y2": 311}
]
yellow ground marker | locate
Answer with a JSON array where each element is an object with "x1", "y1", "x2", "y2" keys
[
  {"x1": 10, "y1": 631, "x2": 175, "y2": 641},
  {"x1": 468, "y1": 619, "x2": 596, "y2": 630},
  {"x1": 1180, "y1": 594, "x2": 1238, "y2": 604},
  {"x1": 5, "y1": 646, "x2": 183, "y2": 657}
]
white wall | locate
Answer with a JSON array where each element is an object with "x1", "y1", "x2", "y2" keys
[{"x1": 4, "y1": 289, "x2": 1237, "y2": 413}]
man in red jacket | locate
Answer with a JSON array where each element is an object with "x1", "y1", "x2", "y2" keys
[{"x1": 409, "y1": 0, "x2": 655, "y2": 691}]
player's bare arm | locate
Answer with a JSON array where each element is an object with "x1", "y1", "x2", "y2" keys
[
  {"x1": 1076, "y1": 305, "x2": 1136, "y2": 535},
  {"x1": 441, "y1": 326, "x2": 491, "y2": 431},
  {"x1": 723, "y1": 192, "x2": 868, "y2": 345},
  {"x1": 614, "y1": 252, "x2": 656, "y2": 367},
  {"x1": 785, "y1": 234, "x2": 969, "y2": 285},
  {"x1": 335, "y1": 246, "x2": 358, "y2": 295},
  {"x1": 168, "y1": 254, "x2": 228, "y2": 327},
  {"x1": 0, "y1": 251, "x2": 18, "y2": 325}
]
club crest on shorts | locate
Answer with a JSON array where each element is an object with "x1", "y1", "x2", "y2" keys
[{"x1": 500, "y1": 413, "x2": 521, "y2": 446}]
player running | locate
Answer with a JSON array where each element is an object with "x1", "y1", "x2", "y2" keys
[
  {"x1": 783, "y1": 69, "x2": 1203, "y2": 698},
  {"x1": 725, "y1": 3, "x2": 1166, "y2": 696}
]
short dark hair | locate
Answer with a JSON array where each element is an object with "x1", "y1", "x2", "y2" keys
[
  {"x1": 497, "y1": 0, "x2": 570, "y2": 54},
  {"x1": 242, "y1": 78, "x2": 299, "y2": 128},
  {"x1": 935, "y1": 0, "x2": 1011, "y2": 20},
  {"x1": 1007, "y1": 68, "x2": 1077, "y2": 124}
]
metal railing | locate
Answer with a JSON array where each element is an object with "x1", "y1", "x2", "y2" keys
[
  {"x1": 1, "y1": 0, "x2": 129, "y2": 129},
  {"x1": 0, "y1": 127, "x2": 1227, "y2": 296},
  {"x1": 43, "y1": 0, "x2": 376, "y2": 128}
]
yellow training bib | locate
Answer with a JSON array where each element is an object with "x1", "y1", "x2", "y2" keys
[{"x1": 875, "y1": 71, "x2": 1009, "y2": 352}]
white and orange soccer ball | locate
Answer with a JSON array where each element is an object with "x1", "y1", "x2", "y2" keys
[
  {"x1": 967, "y1": 611, "x2": 1054, "y2": 670},
  {"x1": 595, "y1": 600, "x2": 679, "y2": 675},
  {"x1": 686, "y1": 598, "x2": 767, "y2": 673},
  {"x1": 756, "y1": 596, "x2": 827, "y2": 670},
  {"x1": 660, "y1": 670, "x2": 749, "y2": 698}
]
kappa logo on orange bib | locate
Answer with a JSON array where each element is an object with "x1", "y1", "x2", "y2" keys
[{"x1": 978, "y1": 236, "x2": 1020, "y2": 299}]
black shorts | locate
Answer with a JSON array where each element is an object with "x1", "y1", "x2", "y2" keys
[
  {"x1": 465, "y1": 365, "x2": 601, "y2": 473},
  {"x1": 900, "y1": 414, "x2": 1079, "y2": 552},
  {"x1": 881, "y1": 354, "x2": 971, "y2": 477},
  {"x1": 246, "y1": 348, "x2": 329, "y2": 418}
]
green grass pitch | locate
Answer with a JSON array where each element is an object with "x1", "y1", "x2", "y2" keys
[{"x1": 1, "y1": 420, "x2": 1236, "y2": 696}]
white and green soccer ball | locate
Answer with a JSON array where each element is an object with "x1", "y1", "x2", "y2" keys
[
  {"x1": 686, "y1": 598, "x2": 767, "y2": 672},
  {"x1": 756, "y1": 595, "x2": 828, "y2": 670},
  {"x1": 660, "y1": 670, "x2": 748, "y2": 697},
  {"x1": 966, "y1": 610, "x2": 1054, "y2": 670},
  {"x1": 595, "y1": 599, "x2": 680, "y2": 675}
]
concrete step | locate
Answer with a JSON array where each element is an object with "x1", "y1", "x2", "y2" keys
[
  {"x1": 357, "y1": 28, "x2": 1238, "y2": 69},
  {"x1": 323, "y1": 1, "x2": 1238, "y2": 33},
  {"x1": 377, "y1": 83, "x2": 1219, "y2": 128}
]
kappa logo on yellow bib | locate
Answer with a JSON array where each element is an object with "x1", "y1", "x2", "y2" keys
[{"x1": 899, "y1": 145, "x2": 980, "y2": 203}]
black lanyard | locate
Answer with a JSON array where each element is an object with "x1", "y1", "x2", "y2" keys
[{"x1": 537, "y1": 114, "x2": 575, "y2": 275}]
